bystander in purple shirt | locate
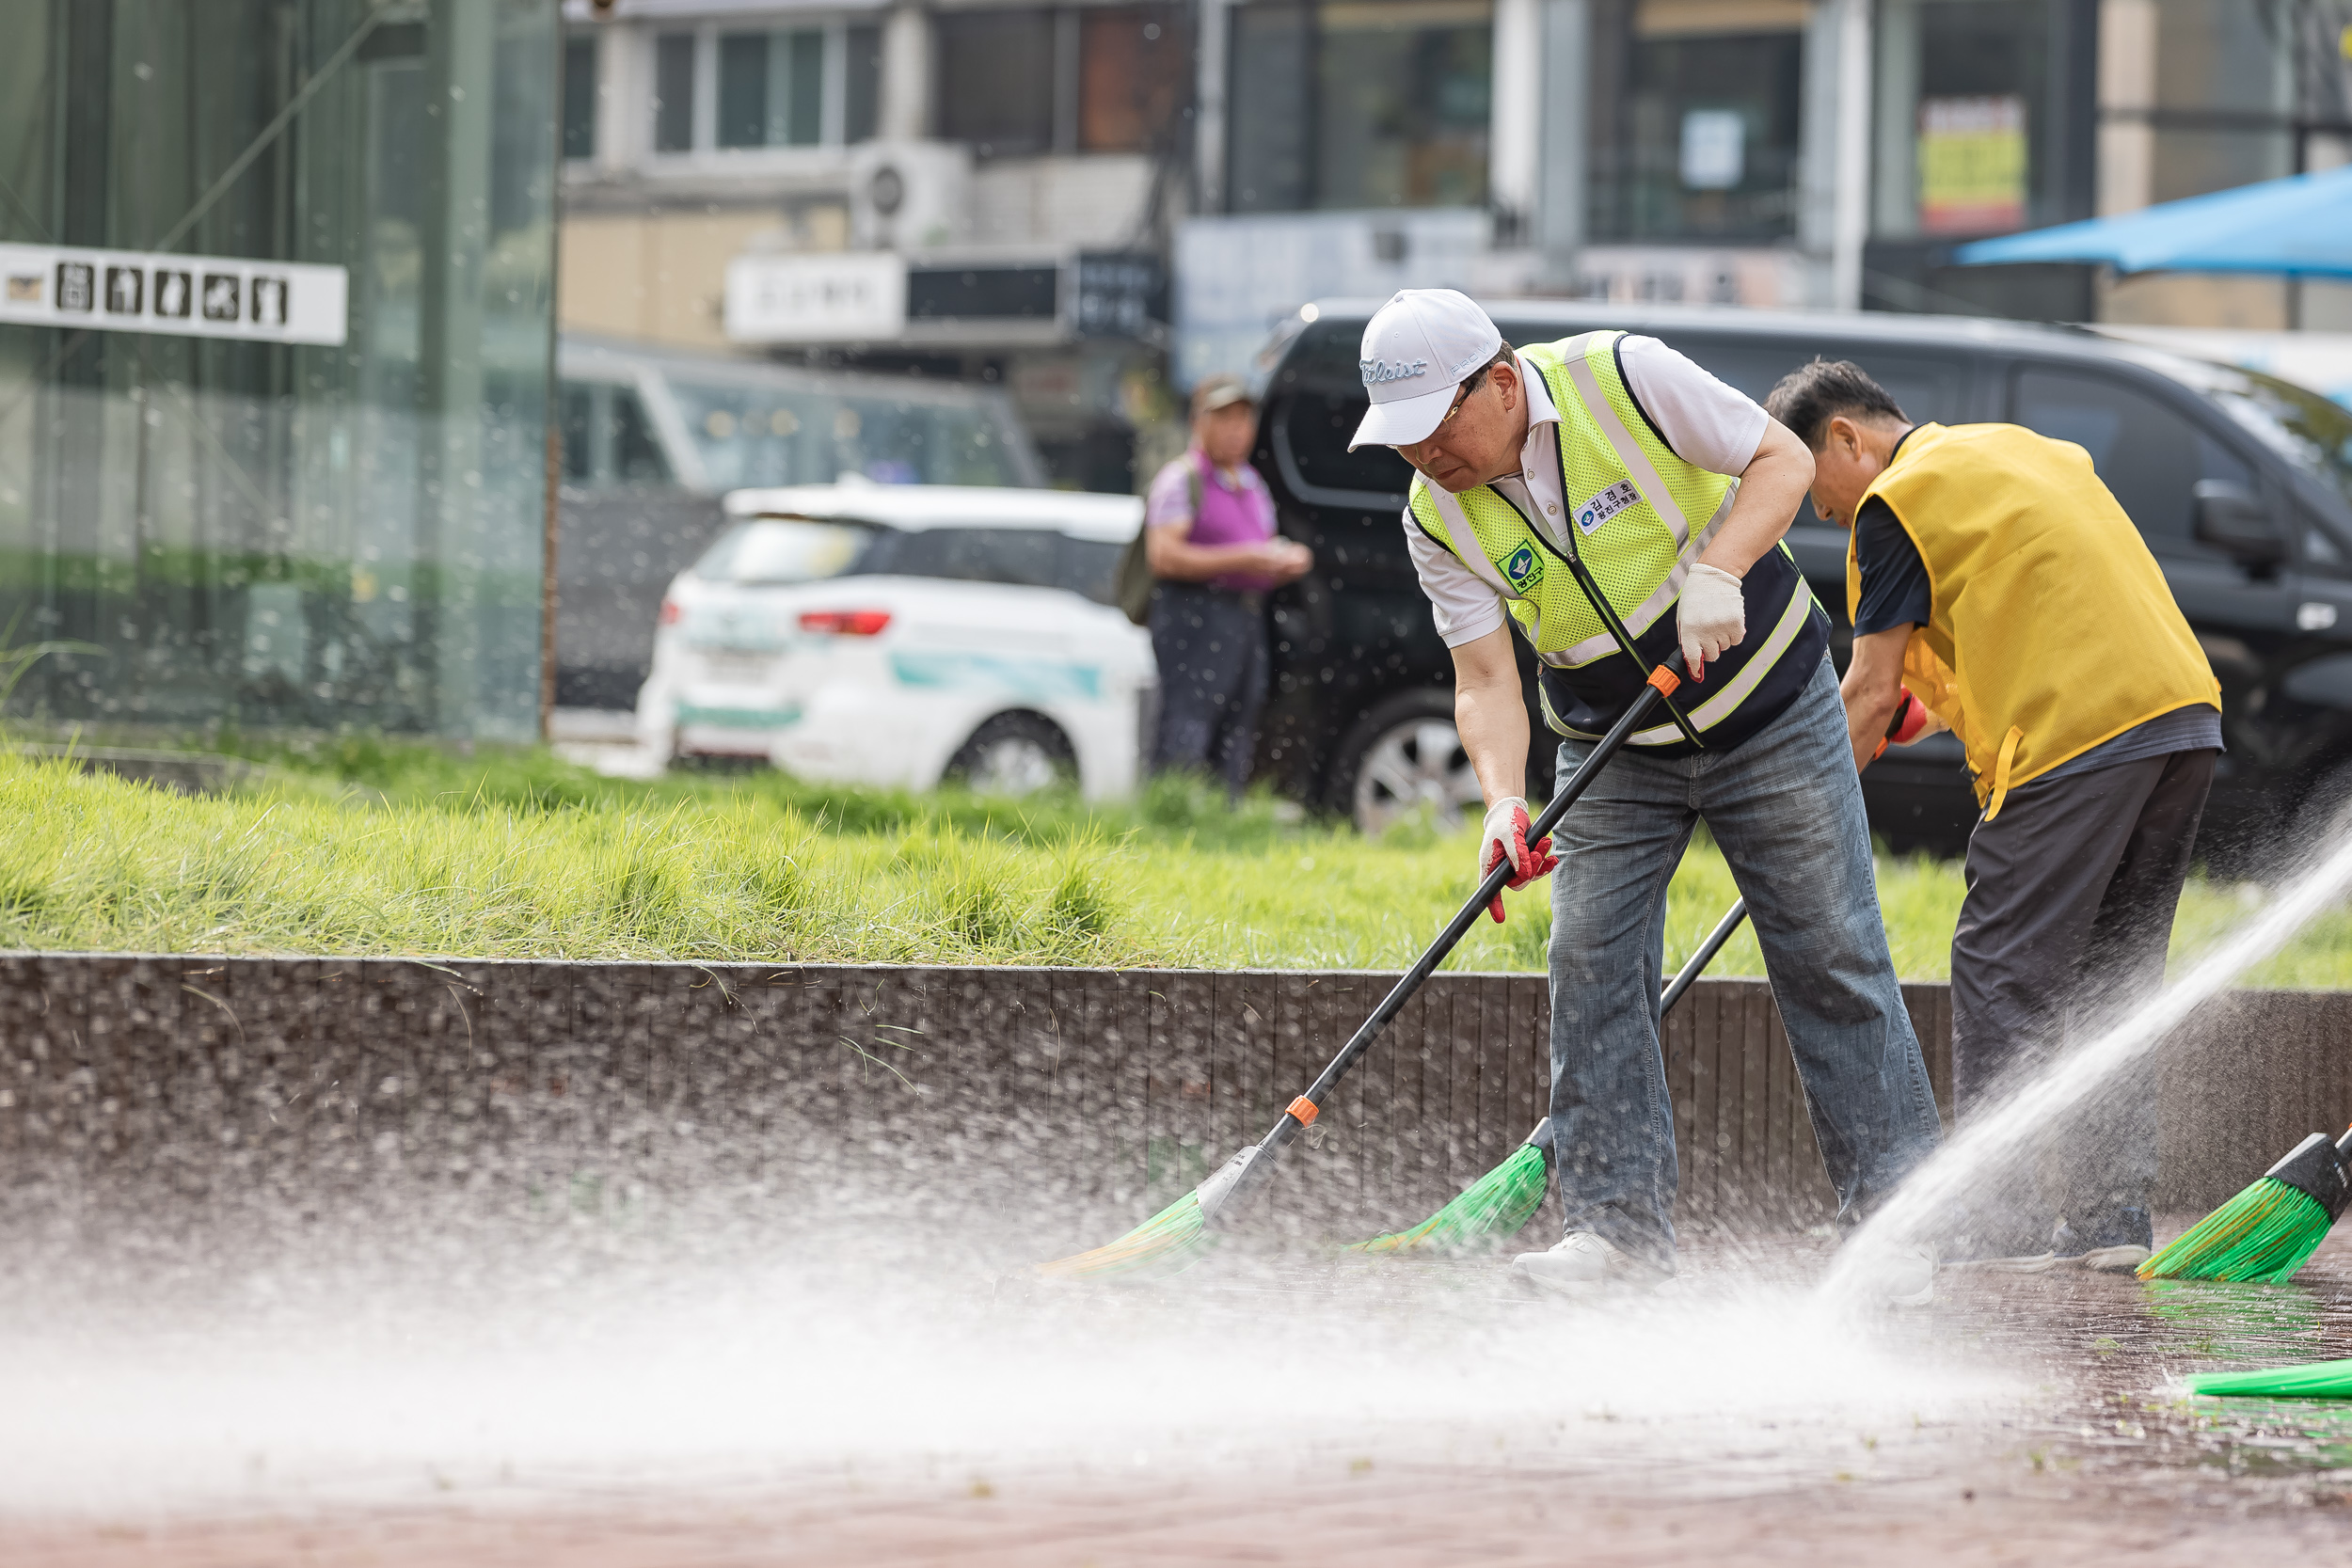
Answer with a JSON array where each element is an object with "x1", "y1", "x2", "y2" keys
[{"x1": 1146, "y1": 449, "x2": 1280, "y2": 594}]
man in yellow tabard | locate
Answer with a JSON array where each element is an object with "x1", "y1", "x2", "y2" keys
[{"x1": 1766, "y1": 359, "x2": 2221, "y2": 1273}]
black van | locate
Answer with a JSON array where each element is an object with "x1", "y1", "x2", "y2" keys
[{"x1": 1249, "y1": 301, "x2": 2352, "y2": 864}]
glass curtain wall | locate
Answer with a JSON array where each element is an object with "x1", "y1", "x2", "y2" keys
[
  {"x1": 1585, "y1": 0, "x2": 1806, "y2": 243},
  {"x1": 1226, "y1": 0, "x2": 1493, "y2": 213},
  {"x1": 1872, "y1": 0, "x2": 2084, "y2": 239},
  {"x1": 0, "y1": 0, "x2": 558, "y2": 739}
]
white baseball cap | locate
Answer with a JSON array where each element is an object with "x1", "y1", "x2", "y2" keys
[{"x1": 1347, "y1": 289, "x2": 1504, "y2": 451}]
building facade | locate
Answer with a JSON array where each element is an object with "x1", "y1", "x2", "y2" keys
[
  {"x1": 0, "y1": 0, "x2": 562, "y2": 741},
  {"x1": 558, "y1": 0, "x2": 1192, "y2": 490},
  {"x1": 564, "y1": 0, "x2": 2352, "y2": 446}
]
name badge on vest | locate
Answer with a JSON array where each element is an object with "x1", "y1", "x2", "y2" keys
[{"x1": 1574, "y1": 480, "x2": 1639, "y2": 537}]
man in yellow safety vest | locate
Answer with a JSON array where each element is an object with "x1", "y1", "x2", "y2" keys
[
  {"x1": 1352, "y1": 290, "x2": 1942, "y2": 1298},
  {"x1": 1768, "y1": 357, "x2": 2222, "y2": 1274}
]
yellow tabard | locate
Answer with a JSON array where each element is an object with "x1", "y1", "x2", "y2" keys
[{"x1": 1845, "y1": 422, "x2": 2219, "y2": 818}]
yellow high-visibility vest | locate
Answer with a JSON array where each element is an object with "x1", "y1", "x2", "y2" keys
[
  {"x1": 1411, "y1": 332, "x2": 1822, "y2": 750},
  {"x1": 1846, "y1": 421, "x2": 2219, "y2": 818}
]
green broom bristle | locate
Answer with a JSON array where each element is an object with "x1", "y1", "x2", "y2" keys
[
  {"x1": 1346, "y1": 1142, "x2": 1549, "y2": 1256},
  {"x1": 1035, "y1": 1190, "x2": 1214, "y2": 1281},
  {"x1": 2138, "y1": 1178, "x2": 2333, "y2": 1284},
  {"x1": 2189, "y1": 1356, "x2": 2352, "y2": 1400}
]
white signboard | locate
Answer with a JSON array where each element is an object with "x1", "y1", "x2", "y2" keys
[
  {"x1": 726, "y1": 252, "x2": 907, "y2": 344},
  {"x1": 0, "y1": 243, "x2": 348, "y2": 346}
]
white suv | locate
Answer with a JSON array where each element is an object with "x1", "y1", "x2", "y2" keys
[{"x1": 636, "y1": 483, "x2": 1155, "y2": 799}]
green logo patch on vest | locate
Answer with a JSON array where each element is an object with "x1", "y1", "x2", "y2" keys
[{"x1": 1502, "y1": 543, "x2": 1543, "y2": 593}]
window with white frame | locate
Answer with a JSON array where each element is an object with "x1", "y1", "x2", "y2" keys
[{"x1": 646, "y1": 22, "x2": 882, "y2": 156}]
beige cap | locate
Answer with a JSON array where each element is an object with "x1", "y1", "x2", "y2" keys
[{"x1": 1190, "y1": 374, "x2": 1255, "y2": 418}]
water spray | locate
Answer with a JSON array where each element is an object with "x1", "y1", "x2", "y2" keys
[{"x1": 1821, "y1": 818, "x2": 2352, "y2": 1304}]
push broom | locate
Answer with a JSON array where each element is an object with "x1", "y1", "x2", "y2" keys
[
  {"x1": 1346, "y1": 897, "x2": 1750, "y2": 1256},
  {"x1": 1036, "y1": 652, "x2": 1696, "y2": 1280},
  {"x1": 2137, "y1": 1125, "x2": 2352, "y2": 1284},
  {"x1": 2188, "y1": 1357, "x2": 2352, "y2": 1400}
]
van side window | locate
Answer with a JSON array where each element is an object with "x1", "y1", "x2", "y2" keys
[
  {"x1": 559, "y1": 385, "x2": 595, "y2": 483},
  {"x1": 2011, "y1": 367, "x2": 2253, "y2": 552},
  {"x1": 556, "y1": 381, "x2": 675, "y2": 487},
  {"x1": 612, "y1": 388, "x2": 673, "y2": 483}
]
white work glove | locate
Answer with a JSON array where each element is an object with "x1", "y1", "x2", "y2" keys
[
  {"x1": 1677, "y1": 561, "x2": 1747, "y2": 681},
  {"x1": 1477, "y1": 796, "x2": 1559, "y2": 926}
]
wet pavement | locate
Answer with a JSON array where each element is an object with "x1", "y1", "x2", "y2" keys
[{"x1": 7, "y1": 1219, "x2": 2352, "y2": 1565}]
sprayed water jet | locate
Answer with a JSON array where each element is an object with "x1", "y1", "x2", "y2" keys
[{"x1": 1820, "y1": 824, "x2": 2352, "y2": 1305}]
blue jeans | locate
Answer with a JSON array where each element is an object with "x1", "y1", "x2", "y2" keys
[{"x1": 1546, "y1": 656, "x2": 1941, "y2": 1270}]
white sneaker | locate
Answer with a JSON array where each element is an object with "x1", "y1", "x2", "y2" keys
[
  {"x1": 1511, "y1": 1231, "x2": 1661, "y2": 1294},
  {"x1": 1944, "y1": 1251, "x2": 2058, "y2": 1274},
  {"x1": 2070, "y1": 1244, "x2": 2152, "y2": 1274},
  {"x1": 1839, "y1": 1239, "x2": 1937, "y2": 1307}
]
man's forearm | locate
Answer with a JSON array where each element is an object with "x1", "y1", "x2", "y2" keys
[
  {"x1": 1840, "y1": 626, "x2": 1912, "y2": 773},
  {"x1": 1698, "y1": 420, "x2": 1814, "y2": 578},
  {"x1": 1457, "y1": 675, "x2": 1530, "y2": 805}
]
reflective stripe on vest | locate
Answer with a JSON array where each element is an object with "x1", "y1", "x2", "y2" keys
[{"x1": 1409, "y1": 334, "x2": 1737, "y2": 669}]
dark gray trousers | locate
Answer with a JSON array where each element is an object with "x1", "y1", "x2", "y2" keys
[
  {"x1": 1949, "y1": 746, "x2": 2215, "y2": 1253},
  {"x1": 1148, "y1": 582, "x2": 1269, "y2": 797}
]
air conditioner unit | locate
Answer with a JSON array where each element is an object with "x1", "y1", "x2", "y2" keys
[{"x1": 850, "y1": 142, "x2": 972, "y2": 252}]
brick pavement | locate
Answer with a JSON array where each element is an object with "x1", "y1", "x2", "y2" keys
[{"x1": 8, "y1": 1225, "x2": 2352, "y2": 1565}]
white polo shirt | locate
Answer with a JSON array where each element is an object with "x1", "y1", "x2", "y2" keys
[{"x1": 1404, "y1": 337, "x2": 1772, "y2": 647}]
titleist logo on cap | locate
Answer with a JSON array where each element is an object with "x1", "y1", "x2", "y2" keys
[{"x1": 1360, "y1": 357, "x2": 1429, "y2": 387}]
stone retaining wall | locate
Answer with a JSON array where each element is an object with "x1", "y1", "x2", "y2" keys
[{"x1": 0, "y1": 954, "x2": 2339, "y2": 1242}]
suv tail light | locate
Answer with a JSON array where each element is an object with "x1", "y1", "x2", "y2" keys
[
  {"x1": 799, "y1": 610, "x2": 893, "y2": 637},
  {"x1": 659, "y1": 598, "x2": 681, "y2": 625}
]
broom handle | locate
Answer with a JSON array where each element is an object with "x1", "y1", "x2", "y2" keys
[
  {"x1": 1660, "y1": 897, "x2": 1747, "y2": 1015},
  {"x1": 1518, "y1": 895, "x2": 1748, "y2": 1154},
  {"x1": 1218, "y1": 651, "x2": 1691, "y2": 1216}
]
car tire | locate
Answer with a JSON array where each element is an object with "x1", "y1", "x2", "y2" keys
[
  {"x1": 1326, "y1": 690, "x2": 1486, "y2": 836},
  {"x1": 944, "y1": 711, "x2": 1078, "y2": 796}
]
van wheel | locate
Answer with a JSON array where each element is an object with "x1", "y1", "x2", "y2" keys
[
  {"x1": 1327, "y1": 691, "x2": 1484, "y2": 836},
  {"x1": 945, "y1": 712, "x2": 1077, "y2": 796}
]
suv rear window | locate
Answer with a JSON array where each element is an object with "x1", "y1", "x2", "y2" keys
[
  {"x1": 696, "y1": 519, "x2": 878, "y2": 584},
  {"x1": 703, "y1": 520, "x2": 1119, "y2": 605}
]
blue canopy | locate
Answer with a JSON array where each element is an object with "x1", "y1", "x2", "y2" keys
[{"x1": 1955, "y1": 166, "x2": 2352, "y2": 278}]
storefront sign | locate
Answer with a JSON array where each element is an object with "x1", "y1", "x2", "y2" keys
[
  {"x1": 0, "y1": 243, "x2": 347, "y2": 345},
  {"x1": 725, "y1": 253, "x2": 907, "y2": 343},
  {"x1": 1679, "y1": 110, "x2": 1746, "y2": 192},
  {"x1": 1917, "y1": 96, "x2": 2026, "y2": 235}
]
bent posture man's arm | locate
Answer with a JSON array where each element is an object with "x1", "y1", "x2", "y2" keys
[
  {"x1": 1453, "y1": 625, "x2": 1530, "y2": 806},
  {"x1": 1699, "y1": 419, "x2": 1816, "y2": 578},
  {"x1": 1675, "y1": 419, "x2": 1818, "y2": 676},
  {"x1": 1841, "y1": 626, "x2": 1912, "y2": 773}
]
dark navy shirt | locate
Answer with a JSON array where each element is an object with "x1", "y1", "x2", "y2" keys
[{"x1": 1851, "y1": 432, "x2": 1932, "y2": 638}]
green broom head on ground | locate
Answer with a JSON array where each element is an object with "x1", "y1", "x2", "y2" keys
[
  {"x1": 2138, "y1": 1127, "x2": 2352, "y2": 1284},
  {"x1": 2188, "y1": 1356, "x2": 2352, "y2": 1400},
  {"x1": 1346, "y1": 1121, "x2": 1549, "y2": 1256},
  {"x1": 1034, "y1": 1147, "x2": 1256, "y2": 1282}
]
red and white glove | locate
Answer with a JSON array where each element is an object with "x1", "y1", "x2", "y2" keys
[
  {"x1": 1872, "y1": 689, "x2": 1931, "y2": 759},
  {"x1": 1478, "y1": 796, "x2": 1560, "y2": 925}
]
